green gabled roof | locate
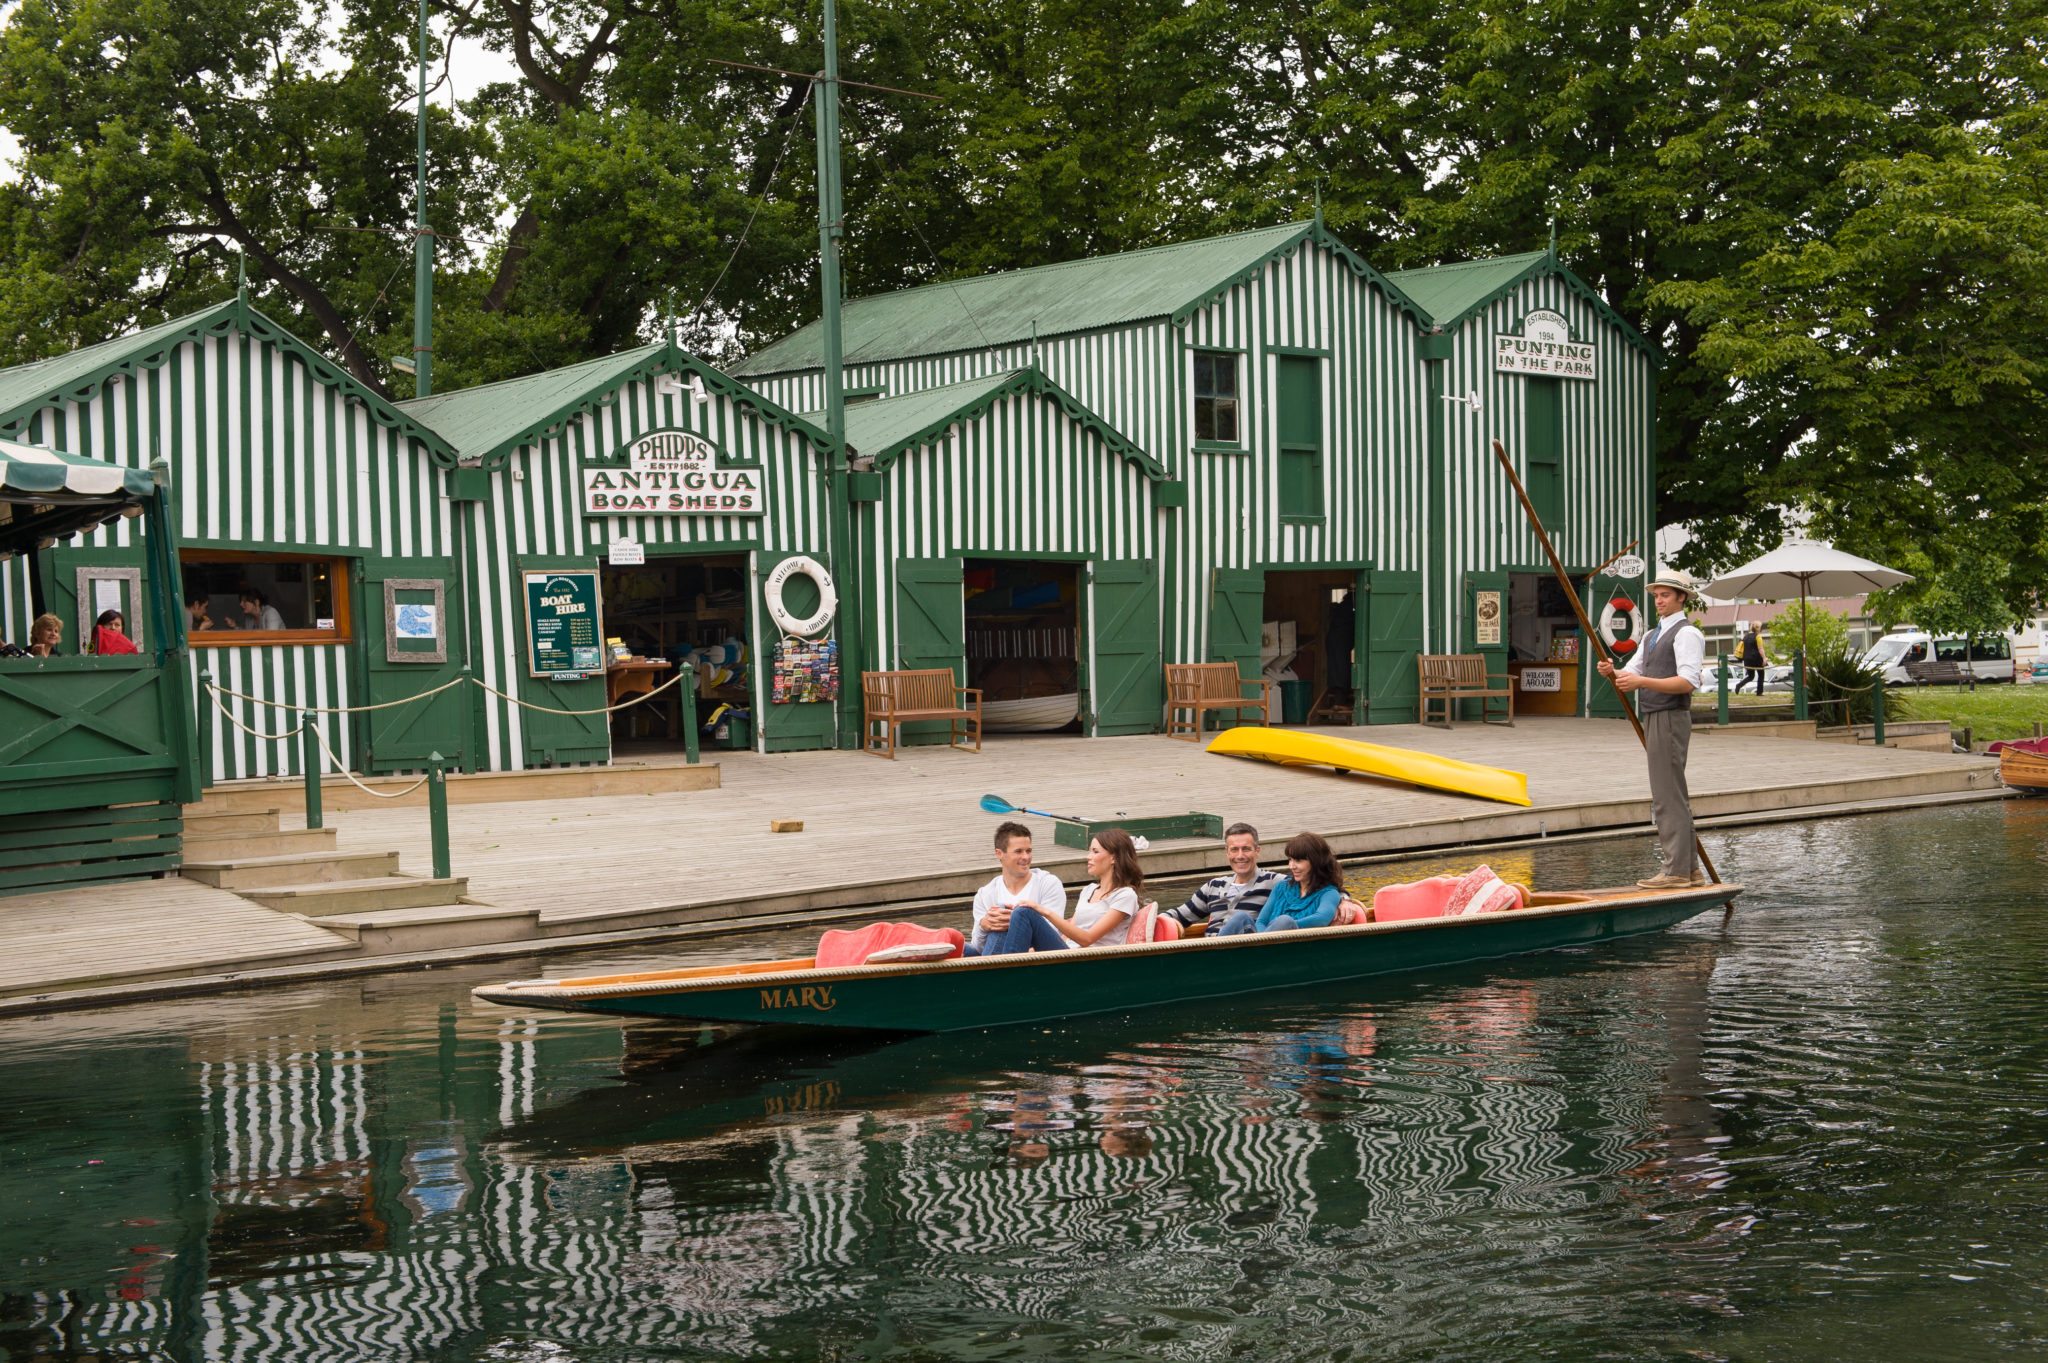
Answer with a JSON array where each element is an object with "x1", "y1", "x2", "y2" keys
[
  {"x1": 802, "y1": 367, "x2": 1164, "y2": 477},
  {"x1": 740, "y1": 221, "x2": 1423, "y2": 378},
  {"x1": 0, "y1": 297, "x2": 457, "y2": 459},
  {"x1": 1384, "y1": 250, "x2": 1656, "y2": 357},
  {"x1": 399, "y1": 342, "x2": 828, "y2": 469}
]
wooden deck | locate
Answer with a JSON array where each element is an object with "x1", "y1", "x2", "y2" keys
[{"x1": 0, "y1": 718, "x2": 2005, "y2": 1007}]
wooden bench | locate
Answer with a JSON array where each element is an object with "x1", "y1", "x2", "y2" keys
[
  {"x1": 1905, "y1": 659, "x2": 1969, "y2": 686},
  {"x1": 1417, "y1": 654, "x2": 1514, "y2": 727},
  {"x1": 861, "y1": 669, "x2": 982, "y2": 759},
  {"x1": 1165, "y1": 662, "x2": 1275, "y2": 741}
]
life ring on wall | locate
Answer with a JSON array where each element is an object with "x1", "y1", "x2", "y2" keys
[
  {"x1": 765, "y1": 555, "x2": 837, "y2": 638},
  {"x1": 1599, "y1": 592, "x2": 1640, "y2": 656}
]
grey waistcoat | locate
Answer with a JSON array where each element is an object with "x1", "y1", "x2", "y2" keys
[{"x1": 1635, "y1": 616, "x2": 1695, "y2": 714}]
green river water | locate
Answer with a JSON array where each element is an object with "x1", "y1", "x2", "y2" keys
[{"x1": 3, "y1": 800, "x2": 2046, "y2": 1362}]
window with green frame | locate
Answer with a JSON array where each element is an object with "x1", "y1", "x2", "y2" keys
[
  {"x1": 1192, "y1": 350, "x2": 1241, "y2": 444},
  {"x1": 1525, "y1": 377, "x2": 1564, "y2": 527},
  {"x1": 1276, "y1": 354, "x2": 1323, "y2": 518}
]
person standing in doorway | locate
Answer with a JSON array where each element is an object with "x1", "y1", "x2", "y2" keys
[
  {"x1": 1598, "y1": 571, "x2": 1706, "y2": 888},
  {"x1": 1739, "y1": 624, "x2": 1766, "y2": 695}
]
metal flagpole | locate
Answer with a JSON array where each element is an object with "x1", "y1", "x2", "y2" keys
[
  {"x1": 412, "y1": 0, "x2": 433, "y2": 397},
  {"x1": 1488, "y1": 438, "x2": 1721, "y2": 886}
]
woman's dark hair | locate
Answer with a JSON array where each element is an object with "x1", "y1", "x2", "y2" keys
[
  {"x1": 1283, "y1": 831, "x2": 1343, "y2": 896},
  {"x1": 96, "y1": 608, "x2": 124, "y2": 628},
  {"x1": 238, "y1": 585, "x2": 266, "y2": 606},
  {"x1": 186, "y1": 589, "x2": 209, "y2": 608},
  {"x1": 1092, "y1": 826, "x2": 1144, "y2": 895}
]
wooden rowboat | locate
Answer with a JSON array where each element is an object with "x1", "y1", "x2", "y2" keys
[
  {"x1": 983, "y1": 692, "x2": 1080, "y2": 732},
  {"x1": 472, "y1": 881, "x2": 1738, "y2": 1033},
  {"x1": 1207, "y1": 725, "x2": 1532, "y2": 806},
  {"x1": 1989, "y1": 736, "x2": 2048, "y2": 793}
]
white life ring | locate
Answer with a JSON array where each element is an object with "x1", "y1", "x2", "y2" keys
[
  {"x1": 1598, "y1": 592, "x2": 1641, "y2": 656},
  {"x1": 765, "y1": 555, "x2": 837, "y2": 638}
]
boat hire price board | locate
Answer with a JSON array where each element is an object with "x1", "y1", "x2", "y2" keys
[{"x1": 523, "y1": 570, "x2": 606, "y2": 677}]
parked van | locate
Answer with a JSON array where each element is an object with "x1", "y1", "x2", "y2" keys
[{"x1": 1860, "y1": 629, "x2": 2016, "y2": 684}]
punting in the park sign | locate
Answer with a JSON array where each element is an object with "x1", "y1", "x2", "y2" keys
[
  {"x1": 583, "y1": 428, "x2": 763, "y2": 516},
  {"x1": 1495, "y1": 309, "x2": 1596, "y2": 380},
  {"x1": 522, "y1": 570, "x2": 605, "y2": 676}
]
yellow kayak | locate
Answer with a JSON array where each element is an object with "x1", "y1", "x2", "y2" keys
[{"x1": 1206, "y1": 726, "x2": 1532, "y2": 806}]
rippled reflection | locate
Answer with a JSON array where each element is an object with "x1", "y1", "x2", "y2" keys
[{"x1": 4, "y1": 801, "x2": 2047, "y2": 1361}]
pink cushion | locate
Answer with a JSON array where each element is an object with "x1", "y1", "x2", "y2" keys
[
  {"x1": 1121, "y1": 902, "x2": 1159, "y2": 945},
  {"x1": 815, "y1": 922, "x2": 964, "y2": 968},
  {"x1": 1151, "y1": 914, "x2": 1179, "y2": 942},
  {"x1": 1445, "y1": 865, "x2": 1500, "y2": 916},
  {"x1": 1372, "y1": 876, "x2": 1459, "y2": 922},
  {"x1": 1333, "y1": 899, "x2": 1369, "y2": 926}
]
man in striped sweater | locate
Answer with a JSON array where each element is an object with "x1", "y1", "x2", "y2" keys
[{"x1": 1163, "y1": 823, "x2": 1280, "y2": 937}]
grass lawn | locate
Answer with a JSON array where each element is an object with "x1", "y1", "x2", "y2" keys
[{"x1": 1887, "y1": 685, "x2": 2048, "y2": 744}]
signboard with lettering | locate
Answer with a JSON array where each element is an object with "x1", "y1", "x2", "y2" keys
[
  {"x1": 522, "y1": 569, "x2": 605, "y2": 676},
  {"x1": 1475, "y1": 590, "x2": 1503, "y2": 646},
  {"x1": 1518, "y1": 667, "x2": 1563, "y2": 693},
  {"x1": 583, "y1": 428, "x2": 762, "y2": 517},
  {"x1": 1495, "y1": 309, "x2": 1596, "y2": 380}
]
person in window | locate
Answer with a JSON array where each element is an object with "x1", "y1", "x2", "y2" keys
[
  {"x1": 238, "y1": 587, "x2": 285, "y2": 631},
  {"x1": 93, "y1": 609, "x2": 139, "y2": 655},
  {"x1": 186, "y1": 591, "x2": 225, "y2": 631},
  {"x1": 27, "y1": 613, "x2": 63, "y2": 656}
]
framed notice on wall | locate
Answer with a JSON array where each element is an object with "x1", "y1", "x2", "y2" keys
[
  {"x1": 522, "y1": 569, "x2": 606, "y2": 676},
  {"x1": 1475, "y1": 590, "x2": 1503, "y2": 646}
]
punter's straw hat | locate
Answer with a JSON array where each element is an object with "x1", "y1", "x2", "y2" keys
[{"x1": 1647, "y1": 568, "x2": 1700, "y2": 601}]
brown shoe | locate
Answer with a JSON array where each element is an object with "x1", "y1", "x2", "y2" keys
[{"x1": 1636, "y1": 873, "x2": 1694, "y2": 889}]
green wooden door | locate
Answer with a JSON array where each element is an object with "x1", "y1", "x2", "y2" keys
[
  {"x1": 358, "y1": 556, "x2": 472, "y2": 773},
  {"x1": 44, "y1": 546, "x2": 150, "y2": 653},
  {"x1": 1366, "y1": 569, "x2": 1422, "y2": 724},
  {"x1": 1462, "y1": 570, "x2": 1510, "y2": 722},
  {"x1": 514, "y1": 555, "x2": 611, "y2": 767},
  {"x1": 758, "y1": 550, "x2": 837, "y2": 753},
  {"x1": 1348, "y1": 569, "x2": 1372, "y2": 725},
  {"x1": 894, "y1": 556, "x2": 964, "y2": 745},
  {"x1": 1583, "y1": 579, "x2": 1625, "y2": 717},
  {"x1": 1206, "y1": 568, "x2": 1265, "y2": 732},
  {"x1": 1088, "y1": 558, "x2": 1163, "y2": 735}
]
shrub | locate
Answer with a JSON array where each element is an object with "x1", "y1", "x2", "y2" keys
[{"x1": 1806, "y1": 649, "x2": 1885, "y2": 726}]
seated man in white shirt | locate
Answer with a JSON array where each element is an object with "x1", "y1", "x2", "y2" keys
[{"x1": 963, "y1": 821, "x2": 1070, "y2": 956}]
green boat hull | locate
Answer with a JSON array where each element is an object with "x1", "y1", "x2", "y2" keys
[{"x1": 474, "y1": 884, "x2": 1739, "y2": 1034}]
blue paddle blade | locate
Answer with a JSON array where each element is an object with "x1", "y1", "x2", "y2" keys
[{"x1": 979, "y1": 794, "x2": 1015, "y2": 815}]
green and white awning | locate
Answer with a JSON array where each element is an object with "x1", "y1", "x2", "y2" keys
[{"x1": 0, "y1": 438, "x2": 157, "y2": 501}]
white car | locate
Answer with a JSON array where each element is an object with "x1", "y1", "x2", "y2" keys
[{"x1": 1860, "y1": 630, "x2": 2015, "y2": 684}]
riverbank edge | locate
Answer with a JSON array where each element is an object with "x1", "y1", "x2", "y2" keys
[{"x1": 0, "y1": 786, "x2": 2011, "y2": 1019}]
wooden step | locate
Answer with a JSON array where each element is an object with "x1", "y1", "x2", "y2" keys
[
  {"x1": 180, "y1": 807, "x2": 283, "y2": 836},
  {"x1": 182, "y1": 850, "x2": 400, "y2": 890},
  {"x1": 182, "y1": 827, "x2": 340, "y2": 862},
  {"x1": 302, "y1": 903, "x2": 540, "y2": 953},
  {"x1": 248, "y1": 876, "x2": 470, "y2": 916}
]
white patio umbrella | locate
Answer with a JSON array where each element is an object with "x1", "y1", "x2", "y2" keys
[{"x1": 1704, "y1": 540, "x2": 1913, "y2": 661}]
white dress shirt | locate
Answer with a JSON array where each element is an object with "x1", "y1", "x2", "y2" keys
[{"x1": 1624, "y1": 614, "x2": 1705, "y2": 690}]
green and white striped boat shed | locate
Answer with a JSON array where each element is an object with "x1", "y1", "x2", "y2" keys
[{"x1": 0, "y1": 217, "x2": 1657, "y2": 788}]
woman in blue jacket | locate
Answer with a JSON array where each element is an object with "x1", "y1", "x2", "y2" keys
[{"x1": 1212, "y1": 832, "x2": 1343, "y2": 935}]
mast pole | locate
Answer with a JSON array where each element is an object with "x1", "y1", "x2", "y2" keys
[{"x1": 412, "y1": 0, "x2": 434, "y2": 397}]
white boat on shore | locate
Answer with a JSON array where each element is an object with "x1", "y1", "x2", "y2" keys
[{"x1": 983, "y1": 692, "x2": 1079, "y2": 732}]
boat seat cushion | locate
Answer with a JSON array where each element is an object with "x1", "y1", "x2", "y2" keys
[
  {"x1": 815, "y1": 922, "x2": 965, "y2": 968},
  {"x1": 1447, "y1": 865, "x2": 1519, "y2": 916},
  {"x1": 1333, "y1": 897, "x2": 1369, "y2": 926},
  {"x1": 1372, "y1": 876, "x2": 1459, "y2": 921},
  {"x1": 1121, "y1": 902, "x2": 1177, "y2": 945}
]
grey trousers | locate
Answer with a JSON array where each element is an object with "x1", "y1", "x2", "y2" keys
[{"x1": 1643, "y1": 707, "x2": 1694, "y2": 876}]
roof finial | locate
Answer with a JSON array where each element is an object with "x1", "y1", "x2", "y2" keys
[{"x1": 1030, "y1": 318, "x2": 1040, "y2": 369}]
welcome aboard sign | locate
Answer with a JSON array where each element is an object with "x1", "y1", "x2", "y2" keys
[{"x1": 583, "y1": 428, "x2": 763, "y2": 516}]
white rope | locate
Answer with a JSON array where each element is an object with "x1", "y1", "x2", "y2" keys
[
  {"x1": 309, "y1": 724, "x2": 433, "y2": 799},
  {"x1": 202, "y1": 675, "x2": 468, "y2": 714},
  {"x1": 204, "y1": 684, "x2": 305, "y2": 742},
  {"x1": 470, "y1": 667, "x2": 693, "y2": 716}
]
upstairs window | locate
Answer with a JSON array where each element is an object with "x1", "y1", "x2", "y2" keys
[
  {"x1": 1193, "y1": 351, "x2": 1241, "y2": 445},
  {"x1": 1276, "y1": 354, "x2": 1324, "y2": 519}
]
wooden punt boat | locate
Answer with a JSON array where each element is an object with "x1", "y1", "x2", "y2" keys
[
  {"x1": 1206, "y1": 725, "x2": 1532, "y2": 806},
  {"x1": 1989, "y1": 736, "x2": 2048, "y2": 792},
  {"x1": 472, "y1": 881, "x2": 1738, "y2": 1033},
  {"x1": 983, "y1": 692, "x2": 1080, "y2": 732}
]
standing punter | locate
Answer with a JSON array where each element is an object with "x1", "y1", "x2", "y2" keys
[{"x1": 1597, "y1": 570, "x2": 1705, "y2": 888}]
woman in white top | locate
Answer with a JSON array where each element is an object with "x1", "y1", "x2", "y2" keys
[{"x1": 1054, "y1": 827, "x2": 1149, "y2": 948}]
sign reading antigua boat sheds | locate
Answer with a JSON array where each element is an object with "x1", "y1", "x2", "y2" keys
[
  {"x1": 1495, "y1": 309, "x2": 1596, "y2": 380},
  {"x1": 583, "y1": 429, "x2": 762, "y2": 516}
]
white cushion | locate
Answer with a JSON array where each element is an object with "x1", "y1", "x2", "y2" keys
[{"x1": 863, "y1": 941, "x2": 958, "y2": 964}]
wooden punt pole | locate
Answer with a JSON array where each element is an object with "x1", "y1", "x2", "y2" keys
[{"x1": 1488, "y1": 438, "x2": 1723, "y2": 888}]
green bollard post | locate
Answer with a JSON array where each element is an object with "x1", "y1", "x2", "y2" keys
[
  {"x1": 1716, "y1": 654, "x2": 1730, "y2": 726},
  {"x1": 1792, "y1": 648, "x2": 1808, "y2": 721},
  {"x1": 428, "y1": 751, "x2": 450, "y2": 880},
  {"x1": 301, "y1": 711, "x2": 323, "y2": 830},
  {"x1": 681, "y1": 662, "x2": 701, "y2": 766},
  {"x1": 1871, "y1": 679, "x2": 1885, "y2": 747},
  {"x1": 198, "y1": 669, "x2": 214, "y2": 792}
]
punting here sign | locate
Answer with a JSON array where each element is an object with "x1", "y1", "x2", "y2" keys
[
  {"x1": 583, "y1": 428, "x2": 762, "y2": 516},
  {"x1": 1495, "y1": 309, "x2": 1596, "y2": 380},
  {"x1": 522, "y1": 570, "x2": 605, "y2": 676}
]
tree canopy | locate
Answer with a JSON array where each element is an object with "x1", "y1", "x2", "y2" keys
[{"x1": 2, "y1": 0, "x2": 2043, "y2": 610}]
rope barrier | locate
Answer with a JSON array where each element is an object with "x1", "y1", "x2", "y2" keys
[
  {"x1": 471, "y1": 668, "x2": 692, "y2": 716},
  {"x1": 204, "y1": 684, "x2": 305, "y2": 742},
  {"x1": 203, "y1": 675, "x2": 468, "y2": 714},
  {"x1": 202, "y1": 668, "x2": 690, "y2": 719},
  {"x1": 307, "y1": 725, "x2": 432, "y2": 800}
]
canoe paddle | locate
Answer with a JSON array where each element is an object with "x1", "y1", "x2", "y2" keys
[{"x1": 979, "y1": 793, "x2": 1091, "y2": 824}]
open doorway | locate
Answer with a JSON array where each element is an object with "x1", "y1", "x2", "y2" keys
[
  {"x1": 1262, "y1": 569, "x2": 1363, "y2": 725},
  {"x1": 1505, "y1": 571, "x2": 1588, "y2": 716},
  {"x1": 965, "y1": 559, "x2": 1081, "y2": 735},
  {"x1": 600, "y1": 552, "x2": 752, "y2": 753}
]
